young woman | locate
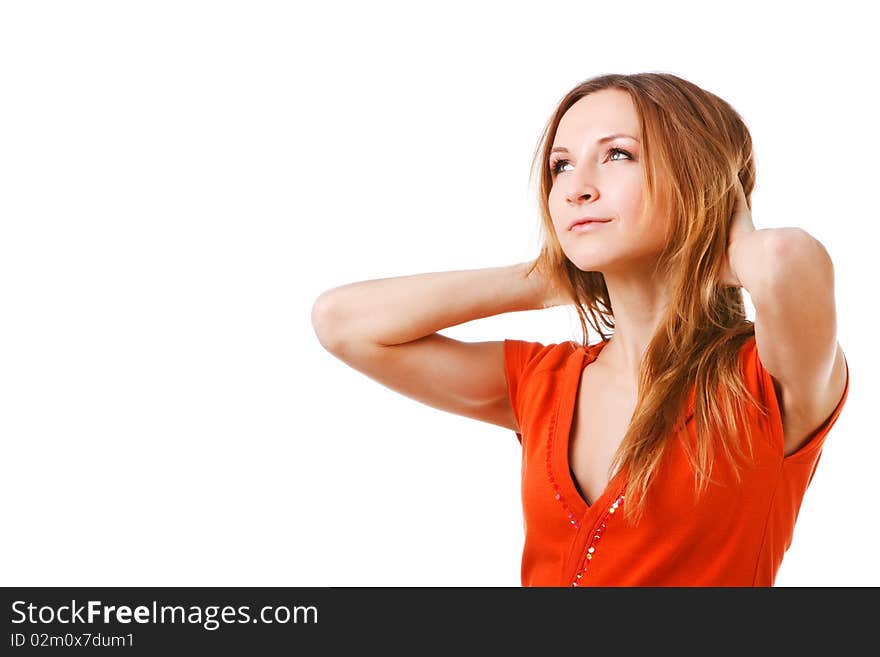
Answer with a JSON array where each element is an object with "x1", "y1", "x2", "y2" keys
[{"x1": 311, "y1": 72, "x2": 850, "y2": 587}]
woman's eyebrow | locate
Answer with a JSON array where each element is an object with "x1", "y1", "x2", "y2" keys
[{"x1": 551, "y1": 133, "x2": 640, "y2": 153}]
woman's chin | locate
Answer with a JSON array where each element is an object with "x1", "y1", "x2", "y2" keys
[{"x1": 565, "y1": 254, "x2": 611, "y2": 274}]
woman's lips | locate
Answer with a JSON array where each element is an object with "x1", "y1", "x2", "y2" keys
[{"x1": 569, "y1": 220, "x2": 612, "y2": 233}]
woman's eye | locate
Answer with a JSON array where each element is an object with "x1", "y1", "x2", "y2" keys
[{"x1": 550, "y1": 147, "x2": 632, "y2": 176}]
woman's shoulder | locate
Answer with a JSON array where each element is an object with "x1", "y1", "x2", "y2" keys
[{"x1": 504, "y1": 338, "x2": 595, "y2": 375}]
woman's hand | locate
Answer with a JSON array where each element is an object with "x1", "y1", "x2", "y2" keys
[
  {"x1": 523, "y1": 260, "x2": 570, "y2": 309},
  {"x1": 720, "y1": 176, "x2": 757, "y2": 288}
]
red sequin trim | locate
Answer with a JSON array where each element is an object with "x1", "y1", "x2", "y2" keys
[{"x1": 546, "y1": 400, "x2": 580, "y2": 529}]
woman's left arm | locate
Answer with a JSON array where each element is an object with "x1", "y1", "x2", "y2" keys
[{"x1": 723, "y1": 180, "x2": 847, "y2": 457}]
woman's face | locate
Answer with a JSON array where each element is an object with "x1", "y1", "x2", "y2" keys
[{"x1": 548, "y1": 88, "x2": 668, "y2": 274}]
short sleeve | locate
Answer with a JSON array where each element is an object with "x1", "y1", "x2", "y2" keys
[
  {"x1": 743, "y1": 335, "x2": 850, "y2": 469},
  {"x1": 503, "y1": 339, "x2": 559, "y2": 445}
]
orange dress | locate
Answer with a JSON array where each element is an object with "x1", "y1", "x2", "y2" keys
[{"x1": 503, "y1": 335, "x2": 850, "y2": 586}]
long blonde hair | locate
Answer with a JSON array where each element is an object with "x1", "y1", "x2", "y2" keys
[{"x1": 526, "y1": 72, "x2": 769, "y2": 527}]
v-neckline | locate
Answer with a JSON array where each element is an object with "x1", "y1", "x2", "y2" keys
[
  {"x1": 554, "y1": 338, "x2": 698, "y2": 517},
  {"x1": 553, "y1": 338, "x2": 626, "y2": 516}
]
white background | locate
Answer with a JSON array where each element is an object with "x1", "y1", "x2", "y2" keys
[{"x1": 1, "y1": 0, "x2": 876, "y2": 586}]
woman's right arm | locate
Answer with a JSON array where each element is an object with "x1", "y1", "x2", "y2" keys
[{"x1": 310, "y1": 262, "x2": 564, "y2": 433}]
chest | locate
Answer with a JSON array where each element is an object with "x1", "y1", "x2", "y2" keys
[{"x1": 567, "y1": 365, "x2": 639, "y2": 508}]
